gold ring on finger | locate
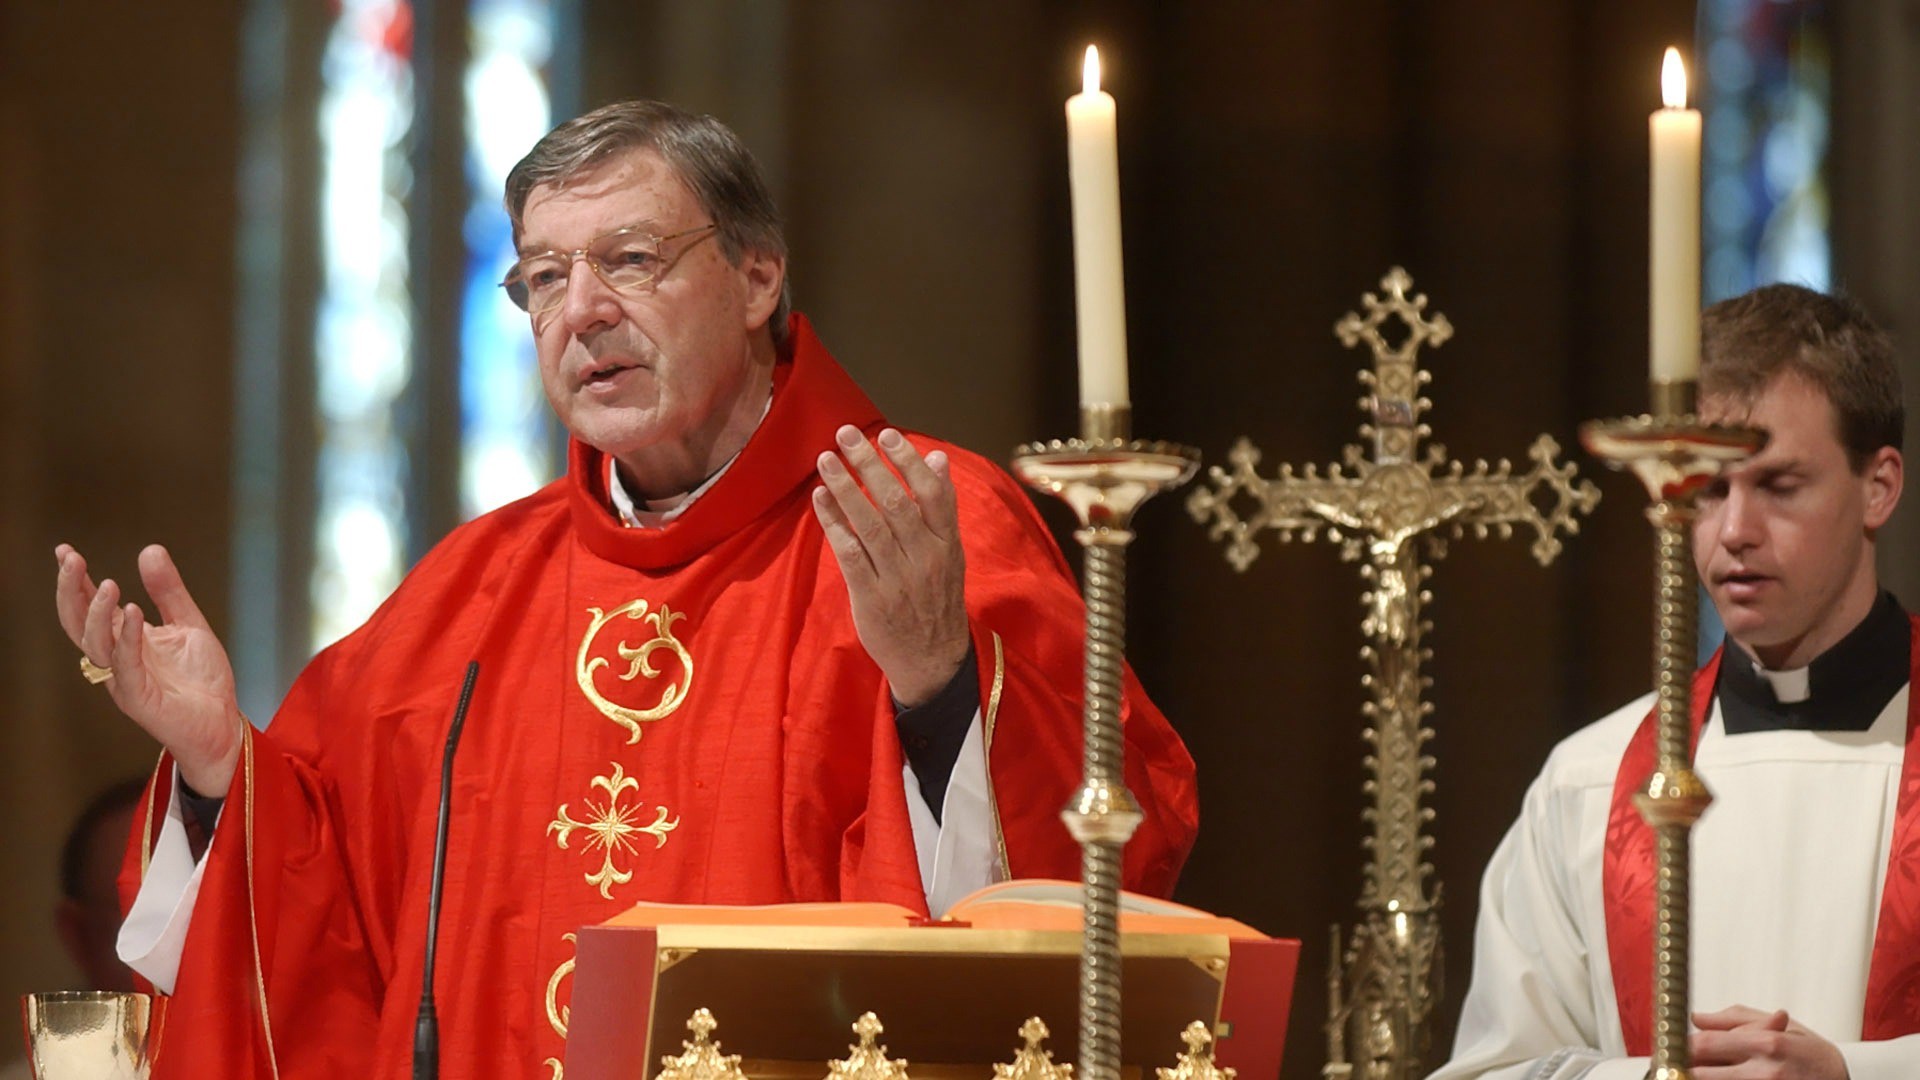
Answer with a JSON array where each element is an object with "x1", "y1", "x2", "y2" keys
[{"x1": 79, "y1": 656, "x2": 114, "y2": 684}]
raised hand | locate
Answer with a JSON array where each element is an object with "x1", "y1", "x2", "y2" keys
[
  {"x1": 54, "y1": 544, "x2": 246, "y2": 795},
  {"x1": 811, "y1": 425, "x2": 970, "y2": 707},
  {"x1": 1691, "y1": 1004, "x2": 1849, "y2": 1080}
]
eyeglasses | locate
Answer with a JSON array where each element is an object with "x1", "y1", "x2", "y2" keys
[{"x1": 500, "y1": 223, "x2": 719, "y2": 313}]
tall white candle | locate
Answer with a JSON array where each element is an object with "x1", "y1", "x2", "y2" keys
[
  {"x1": 1650, "y1": 47, "x2": 1702, "y2": 383},
  {"x1": 1066, "y1": 45, "x2": 1130, "y2": 407}
]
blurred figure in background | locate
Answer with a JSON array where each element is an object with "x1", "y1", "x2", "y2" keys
[
  {"x1": 58, "y1": 778, "x2": 144, "y2": 992},
  {"x1": 5, "y1": 777, "x2": 146, "y2": 1079}
]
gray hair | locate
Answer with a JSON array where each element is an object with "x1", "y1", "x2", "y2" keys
[{"x1": 506, "y1": 100, "x2": 791, "y2": 348}]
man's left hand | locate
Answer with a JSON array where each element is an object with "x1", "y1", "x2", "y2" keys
[
  {"x1": 813, "y1": 424, "x2": 970, "y2": 707},
  {"x1": 1691, "y1": 1005, "x2": 1850, "y2": 1080}
]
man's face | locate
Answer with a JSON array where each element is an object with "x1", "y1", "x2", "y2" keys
[
  {"x1": 1694, "y1": 371, "x2": 1902, "y2": 669},
  {"x1": 517, "y1": 148, "x2": 783, "y2": 474}
]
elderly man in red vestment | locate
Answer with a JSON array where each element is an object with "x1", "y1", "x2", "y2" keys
[{"x1": 52, "y1": 100, "x2": 1198, "y2": 1077}]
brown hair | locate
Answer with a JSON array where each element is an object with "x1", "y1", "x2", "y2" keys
[
  {"x1": 505, "y1": 100, "x2": 791, "y2": 347},
  {"x1": 1701, "y1": 283, "x2": 1902, "y2": 469}
]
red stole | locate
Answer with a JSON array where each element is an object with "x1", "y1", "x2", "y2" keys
[{"x1": 1602, "y1": 614, "x2": 1920, "y2": 1053}]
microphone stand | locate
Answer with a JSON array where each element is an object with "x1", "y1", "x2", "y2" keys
[{"x1": 414, "y1": 660, "x2": 481, "y2": 1080}]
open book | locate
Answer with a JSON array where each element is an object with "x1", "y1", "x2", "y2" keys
[{"x1": 603, "y1": 877, "x2": 1268, "y2": 938}]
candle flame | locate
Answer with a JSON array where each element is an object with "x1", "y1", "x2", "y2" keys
[
  {"x1": 1661, "y1": 47, "x2": 1688, "y2": 109},
  {"x1": 1083, "y1": 45, "x2": 1101, "y2": 95}
]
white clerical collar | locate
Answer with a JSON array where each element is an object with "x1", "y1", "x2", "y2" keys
[
  {"x1": 1754, "y1": 665, "x2": 1811, "y2": 705},
  {"x1": 606, "y1": 394, "x2": 772, "y2": 529},
  {"x1": 1719, "y1": 592, "x2": 1909, "y2": 734}
]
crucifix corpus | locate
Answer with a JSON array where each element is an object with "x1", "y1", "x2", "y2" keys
[{"x1": 1186, "y1": 267, "x2": 1601, "y2": 1080}]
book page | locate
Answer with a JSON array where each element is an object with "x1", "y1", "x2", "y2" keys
[
  {"x1": 945, "y1": 879, "x2": 1268, "y2": 939},
  {"x1": 599, "y1": 880, "x2": 1267, "y2": 939},
  {"x1": 604, "y1": 899, "x2": 917, "y2": 929}
]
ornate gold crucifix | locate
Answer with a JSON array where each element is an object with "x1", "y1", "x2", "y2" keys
[{"x1": 1186, "y1": 267, "x2": 1600, "y2": 1080}]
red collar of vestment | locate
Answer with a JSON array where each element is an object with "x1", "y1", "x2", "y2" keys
[
  {"x1": 566, "y1": 312, "x2": 884, "y2": 571},
  {"x1": 1604, "y1": 613, "x2": 1920, "y2": 1053}
]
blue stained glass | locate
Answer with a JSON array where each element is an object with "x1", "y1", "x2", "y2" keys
[
  {"x1": 312, "y1": 0, "x2": 416, "y2": 650},
  {"x1": 1700, "y1": 0, "x2": 1831, "y2": 304},
  {"x1": 460, "y1": 0, "x2": 557, "y2": 519}
]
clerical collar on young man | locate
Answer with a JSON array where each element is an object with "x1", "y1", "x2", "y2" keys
[{"x1": 1718, "y1": 591, "x2": 1911, "y2": 734}]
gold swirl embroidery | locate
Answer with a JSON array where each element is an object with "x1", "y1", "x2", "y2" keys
[
  {"x1": 576, "y1": 600, "x2": 694, "y2": 743},
  {"x1": 543, "y1": 1060, "x2": 564, "y2": 1079},
  {"x1": 545, "y1": 932, "x2": 577, "y2": 1039},
  {"x1": 548, "y1": 762, "x2": 680, "y2": 899}
]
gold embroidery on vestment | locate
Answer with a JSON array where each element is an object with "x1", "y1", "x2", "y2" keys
[
  {"x1": 545, "y1": 931, "x2": 577, "y2": 1040},
  {"x1": 986, "y1": 632, "x2": 1010, "y2": 879},
  {"x1": 139, "y1": 754, "x2": 164, "y2": 879},
  {"x1": 548, "y1": 762, "x2": 679, "y2": 899},
  {"x1": 577, "y1": 600, "x2": 694, "y2": 743},
  {"x1": 241, "y1": 729, "x2": 283, "y2": 1078}
]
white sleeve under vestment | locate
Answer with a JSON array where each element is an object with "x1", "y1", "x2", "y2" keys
[{"x1": 1427, "y1": 768, "x2": 1647, "y2": 1080}]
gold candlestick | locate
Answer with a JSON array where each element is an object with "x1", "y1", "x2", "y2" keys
[
  {"x1": 1580, "y1": 383, "x2": 1761, "y2": 1080},
  {"x1": 1014, "y1": 404, "x2": 1198, "y2": 1080}
]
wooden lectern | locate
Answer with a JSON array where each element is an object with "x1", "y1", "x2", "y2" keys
[{"x1": 565, "y1": 906, "x2": 1298, "y2": 1080}]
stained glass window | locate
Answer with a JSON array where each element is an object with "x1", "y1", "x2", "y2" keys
[
  {"x1": 461, "y1": 0, "x2": 560, "y2": 519},
  {"x1": 312, "y1": 0, "x2": 417, "y2": 650},
  {"x1": 301, "y1": 0, "x2": 567, "y2": 658},
  {"x1": 1700, "y1": 0, "x2": 1831, "y2": 303}
]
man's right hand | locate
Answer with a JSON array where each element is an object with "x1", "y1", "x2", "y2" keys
[
  {"x1": 1691, "y1": 1005, "x2": 1850, "y2": 1080},
  {"x1": 55, "y1": 544, "x2": 245, "y2": 796}
]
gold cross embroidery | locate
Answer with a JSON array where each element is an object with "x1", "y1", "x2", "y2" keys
[{"x1": 548, "y1": 763, "x2": 679, "y2": 899}]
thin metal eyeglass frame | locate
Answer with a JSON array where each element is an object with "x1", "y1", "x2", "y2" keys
[{"x1": 499, "y1": 222, "x2": 718, "y2": 312}]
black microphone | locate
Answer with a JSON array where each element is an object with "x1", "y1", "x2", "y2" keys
[{"x1": 415, "y1": 660, "x2": 480, "y2": 1080}]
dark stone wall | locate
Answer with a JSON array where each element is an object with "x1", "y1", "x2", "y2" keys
[{"x1": 0, "y1": 0, "x2": 243, "y2": 1012}]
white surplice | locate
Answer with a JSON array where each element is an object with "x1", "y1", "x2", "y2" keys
[{"x1": 1430, "y1": 687, "x2": 1920, "y2": 1080}]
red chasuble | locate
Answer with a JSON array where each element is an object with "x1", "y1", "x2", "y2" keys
[
  {"x1": 1602, "y1": 615, "x2": 1920, "y2": 1056},
  {"x1": 119, "y1": 315, "x2": 1199, "y2": 1078}
]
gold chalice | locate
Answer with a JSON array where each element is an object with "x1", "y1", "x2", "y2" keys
[{"x1": 20, "y1": 991, "x2": 159, "y2": 1080}]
